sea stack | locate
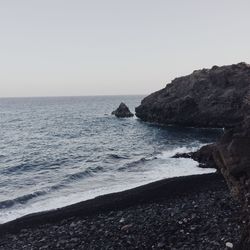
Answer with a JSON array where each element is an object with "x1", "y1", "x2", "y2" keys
[{"x1": 112, "y1": 102, "x2": 134, "y2": 118}]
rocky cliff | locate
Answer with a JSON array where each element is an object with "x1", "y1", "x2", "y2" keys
[
  {"x1": 136, "y1": 63, "x2": 250, "y2": 249},
  {"x1": 213, "y1": 115, "x2": 250, "y2": 249},
  {"x1": 136, "y1": 62, "x2": 250, "y2": 128}
]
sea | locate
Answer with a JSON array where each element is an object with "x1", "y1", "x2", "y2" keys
[{"x1": 0, "y1": 96, "x2": 222, "y2": 223}]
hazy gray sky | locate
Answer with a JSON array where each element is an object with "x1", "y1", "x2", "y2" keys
[{"x1": 1, "y1": 0, "x2": 250, "y2": 97}]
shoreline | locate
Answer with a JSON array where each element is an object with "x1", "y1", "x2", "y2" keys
[
  {"x1": 0, "y1": 173, "x2": 227, "y2": 234},
  {"x1": 0, "y1": 172, "x2": 241, "y2": 249}
]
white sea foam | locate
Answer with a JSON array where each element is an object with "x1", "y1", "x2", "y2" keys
[
  {"x1": 157, "y1": 145, "x2": 204, "y2": 159},
  {"x1": 0, "y1": 145, "x2": 215, "y2": 224},
  {"x1": 0, "y1": 96, "x2": 221, "y2": 224}
]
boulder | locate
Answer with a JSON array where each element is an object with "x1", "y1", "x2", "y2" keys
[
  {"x1": 172, "y1": 144, "x2": 217, "y2": 169},
  {"x1": 136, "y1": 62, "x2": 250, "y2": 128},
  {"x1": 112, "y1": 102, "x2": 134, "y2": 118}
]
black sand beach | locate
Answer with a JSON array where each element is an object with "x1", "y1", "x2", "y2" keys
[{"x1": 0, "y1": 173, "x2": 241, "y2": 249}]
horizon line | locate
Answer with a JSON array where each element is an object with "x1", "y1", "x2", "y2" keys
[{"x1": 0, "y1": 94, "x2": 147, "y2": 99}]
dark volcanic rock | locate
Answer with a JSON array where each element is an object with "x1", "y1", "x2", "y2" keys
[
  {"x1": 211, "y1": 83, "x2": 250, "y2": 249},
  {"x1": 112, "y1": 102, "x2": 134, "y2": 118},
  {"x1": 213, "y1": 116, "x2": 250, "y2": 249},
  {"x1": 136, "y1": 62, "x2": 250, "y2": 128},
  {"x1": 0, "y1": 174, "x2": 241, "y2": 250},
  {"x1": 173, "y1": 144, "x2": 217, "y2": 169},
  {"x1": 136, "y1": 62, "x2": 250, "y2": 249}
]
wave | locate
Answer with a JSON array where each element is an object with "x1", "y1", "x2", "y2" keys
[
  {"x1": 118, "y1": 156, "x2": 157, "y2": 171},
  {"x1": 117, "y1": 145, "x2": 203, "y2": 172},
  {"x1": 8, "y1": 118, "x2": 22, "y2": 123},
  {"x1": 1, "y1": 161, "x2": 64, "y2": 175},
  {"x1": 0, "y1": 166, "x2": 105, "y2": 210},
  {"x1": 157, "y1": 145, "x2": 203, "y2": 159},
  {"x1": 0, "y1": 190, "x2": 47, "y2": 209},
  {"x1": 1, "y1": 157, "x2": 84, "y2": 175},
  {"x1": 60, "y1": 166, "x2": 104, "y2": 184},
  {"x1": 107, "y1": 154, "x2": 130, "y2": 160},
  {"x1": 1, "y1": 163, "x2": 37, "y2": 175},
  {"x1": 40, "y1": 166, "x2": 105, "y2": 192}
]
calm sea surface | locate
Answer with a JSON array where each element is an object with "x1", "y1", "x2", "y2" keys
[{"x1": 0, "y1": 96, "x2": 221, "y2": 223}]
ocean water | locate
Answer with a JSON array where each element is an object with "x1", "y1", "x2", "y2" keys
[{"x1": 0, "y1": 96, "x2": 222, "y2": 223}]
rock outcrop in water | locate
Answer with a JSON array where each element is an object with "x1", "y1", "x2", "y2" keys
[
  {"x1": 136, "y1": 62, "x2": 250, "y2": 249},
  {"x1": 136, "y1": 62, "x2": 250, "y2": 128},
  {"x1": 173, "y1": 144, "x2": 217, "y2": 169},
  {"x1": 112, "y1": 102, "x2": 134, "y2": 118}
]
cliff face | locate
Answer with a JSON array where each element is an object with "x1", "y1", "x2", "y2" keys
[
  {"x1": 136, "y1": 63, "x2": 250, "y2": 128},
  {"x1": 213, "y1": 116, "x2": 250, "y2": 249},
  {"x1": 136, "y1": 63, "x2": 250, "y2": 248}
]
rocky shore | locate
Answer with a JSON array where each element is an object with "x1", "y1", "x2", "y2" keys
[
  {"x1": 0, "y1": 174, "x2": 241, "y2": 249},
  {"x1": 136, "y1": 62, "x2": 250, "y2": 248},
  {"x1": 135, "y1": 62, "x2": 250, "y2": 128},
  {"x1": 1, "y1": 62, "x2": 249, "y2": 249}
]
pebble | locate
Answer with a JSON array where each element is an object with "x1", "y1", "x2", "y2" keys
[
  {"x1": 157, "y1": 241, "x2": 165, "y2": 248},
  {"x1": 0, "y1": 178, "x2": 241, "y2": 249},
  {"x1": 121, "y1": 224, "x2": 133, "y2": 231},
  {"x1": 226, "y1": 242, "x2": 233, "y2": 248},
  {"x1": 119, "y1": 217, "x2": 125, "y2": 223}
]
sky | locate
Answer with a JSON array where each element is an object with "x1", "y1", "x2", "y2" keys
[{"x1": 1, "y1": 0, "x2": 250, "y2": 97}]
